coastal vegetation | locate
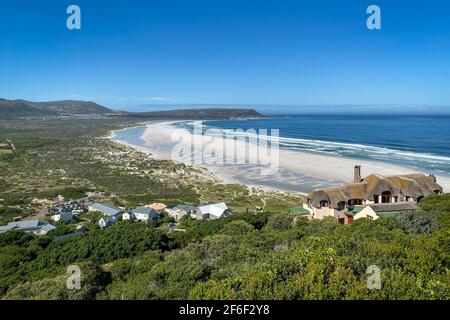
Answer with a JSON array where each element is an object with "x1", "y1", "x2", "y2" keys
[
  {"x1": 0, "y1": 195, "x2": 448, "y2": 299},
  {"x1": 0, "y1": 118, "x2": 449, "y2": 300}
]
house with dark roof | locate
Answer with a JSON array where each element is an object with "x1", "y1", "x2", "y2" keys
[
  {"x1": 124, "y1": 206, "x2": 159, "y2": 223},
  {"x1": 303, "y1": 166, "x2": 442, "y2": 224},
  {"x1": 98, "y1": 215, "x2": 117, "y2": 229},
  {"x1": 51, "y1": 211, "x2": 74, "y2": 222}
]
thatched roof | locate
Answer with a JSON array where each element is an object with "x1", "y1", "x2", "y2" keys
[
  {"x1": 307, "y1": 173, "x2": 442, "y2": 209},
  {"x1": 398, "y1": 174, "x2": 443, "y2": 195},
  {"x1": 363, "y1": 174, "x2": 402, "y2": 198},
  {"x1": 368, "y1": 202, "x2": 420, "y2": 212}
]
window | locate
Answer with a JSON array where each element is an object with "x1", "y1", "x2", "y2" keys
[
  {"x1": 349, "y1": 199, "x2": 362, "y2": 206},
  {"x1": 319, "y1": 200, "x2": 329, "y2": 208},
  {"x1": 381, "y1": 191, "x2": 392, "y2": 203}
]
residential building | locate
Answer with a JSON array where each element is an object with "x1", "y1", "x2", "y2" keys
[
  {"x1": 0, "y1": 220, "x2": 56, "y2": 235},
  {"x1": 98, "y1": 215, "x2": 117, "y2": 229},
  {"x1": 130, "y1": 206, "x2": 159, "y2": 222},
  {"x1": 122, "y1": 212, "x2": 134, "y2": 221},
  {"x1": 51, "y1": 211, "x2": 74, "y2": 222},
  {"x1": 166, "y1": 205, "x2": 195, "y2": 221},
  {"x1": 35, "y1": 223, "x2": 57, "y2": 235},
  {"x1": 88, "y1": 202, "x2": 122, "y2": 216},
  {"x1": 195, "y1": 202, "x2": 230, "y2": 221},
  {"x1": 303, "y1": 166, "x2": 443, "y2": 224}
]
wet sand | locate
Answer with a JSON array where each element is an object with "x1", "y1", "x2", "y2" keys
[{"x1": 111, "y1": 121, "x2": 450, "y2": 193}]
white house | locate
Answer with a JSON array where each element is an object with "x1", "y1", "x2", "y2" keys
[
  {"x1": 88, "y1": 202, "x2": 122, "y2": 216},
  {"x1": 166, "y1": 205, "x2": 195, "y2": 222},
  {"x1": 98, "y1": 215, "x2": 117, "y2": 229},
  {"x1": 195, "y1": 202, "x2": 229, "y2": 221},
  {"x1": 130, "y1": 206, "x2": 159, "y2": 223},
  {"x1": 165, "y1": 208, "x2": 185, "y2": 222},
  {"x1": 0, "y1": 220, "x2": 56, "y2": 235},
  {"x1": 352, "y1": 202, "x2": 420, "y2": 221},
  {"x1": 51, "y1": 211, "x2": 74, "y2": 222},
  {"x1": 122, "y1": 212, "x2": 134, "y2": 221}
]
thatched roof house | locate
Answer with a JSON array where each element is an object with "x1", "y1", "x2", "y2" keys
[{"x1": 307, "y1": 170, "x2": 443, "y2": 210}]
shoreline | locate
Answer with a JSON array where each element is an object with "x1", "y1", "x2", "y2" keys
[
  {"x1": 109, "y1": 121, "x2": 450, "y2": 193},
  {"x1": 109, "y1": 121, "x2": 284, "y2": 193}
]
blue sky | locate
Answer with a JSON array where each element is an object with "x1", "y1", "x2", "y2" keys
[{"x1": 1, "y1": 0, "x2": 450, "y2": 110}]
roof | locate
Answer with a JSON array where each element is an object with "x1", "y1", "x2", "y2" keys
[
  {"x1": 146, "y1": 203, "x2": 167, "y2": 211},
  {"x1": 53, "y1": 231, "x2": 84, "y2": 241},
  {"x1": 40, "y1": 223, "x2": 56, "y2": 233},
  {"x1": 290, "y1": 206, "x2": 310, "y2": 216},
  {"x1": 368, "y1": 202, "x2": 420, "y2": 213},
  {"x1": 307, "y1": 173, "x2": 442, "y2": 209},
  {"x1": 0, "y1": 220, "x2": 55, "y2": 234},
  {"x1": 346, "y1": 205, "x2": 364, "y2": 216},
  {"x1": 89, "y1": 202, "x2": 122, "y2": 216},
  {"x1": 100, "y1": 215, "x2": 117, "y2": 224},
  {"x1": 131, "y1": 206, "x2": 159, "y2": 219},
  {"x1": 0, "y1": 220, "x2": 40, "y2": 233},
  {"x1": 175, "y1": 205, "x2": 195, "y2": 213},
  {"x1": 14, "y1": 220, "x2": 40, "y2": 229},
  {"x1": 132, "y1": 206, "x2": 155, "y2": 215},
  {"x1": 377, "y1": 211, "x2": 401, "y2": 218},
  {"x1": 198, "y1": 202, "x2": 228, "y2": 217}
]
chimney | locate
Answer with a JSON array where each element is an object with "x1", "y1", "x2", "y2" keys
[{"x1": 354, "y1": 165, "x2": 362, "y2": 183}]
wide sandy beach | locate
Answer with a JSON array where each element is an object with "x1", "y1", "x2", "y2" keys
[{"x1": 111, "y1": 121, "x2": 450, "y2": 193}]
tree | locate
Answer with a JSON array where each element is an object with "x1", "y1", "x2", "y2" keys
[
  {"x1": 265, "y1": 213, "x2": 294, "y2": 231},
  {"x1": 220, "y1": 220, "x2": 254, "y2": 236}
]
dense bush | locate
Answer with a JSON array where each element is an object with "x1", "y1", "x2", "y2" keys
[
  {"x1": 392, "y1": 212, "x2": 441, "y2": 235},
  {"x1": 0, "y1": 222, "x2": 174, "y2": 295},
  {"x1": 36, "y1": 187, "x2": 91, "y2": 200},
  {"x1": 1, "y1": 195, "x2": 450, "y2": 300}
]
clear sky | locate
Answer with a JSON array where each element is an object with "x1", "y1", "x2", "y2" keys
[{"x1": 1, "y1": 0, "x2": 450, "y2": 110}]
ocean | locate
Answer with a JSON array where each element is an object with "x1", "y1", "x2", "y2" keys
[
  {"x1": 175, "y1": 114, "x2": 450, "y2": 177},
  {"x1": 112, "y1": 114, "x2": 450, "y2": 192}
]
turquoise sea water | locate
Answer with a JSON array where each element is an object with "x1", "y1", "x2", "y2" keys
[{"x1": 173, "y1": 114, "x2": 450, "y2": 177}]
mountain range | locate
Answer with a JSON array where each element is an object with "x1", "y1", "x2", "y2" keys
[{"x1": 0, "y1": 98, "x2": 262, "y2": 120}]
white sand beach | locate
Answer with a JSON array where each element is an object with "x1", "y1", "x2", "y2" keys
[{"x1": 111, "y1": 121, "x2": 450, "y2": 193}]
